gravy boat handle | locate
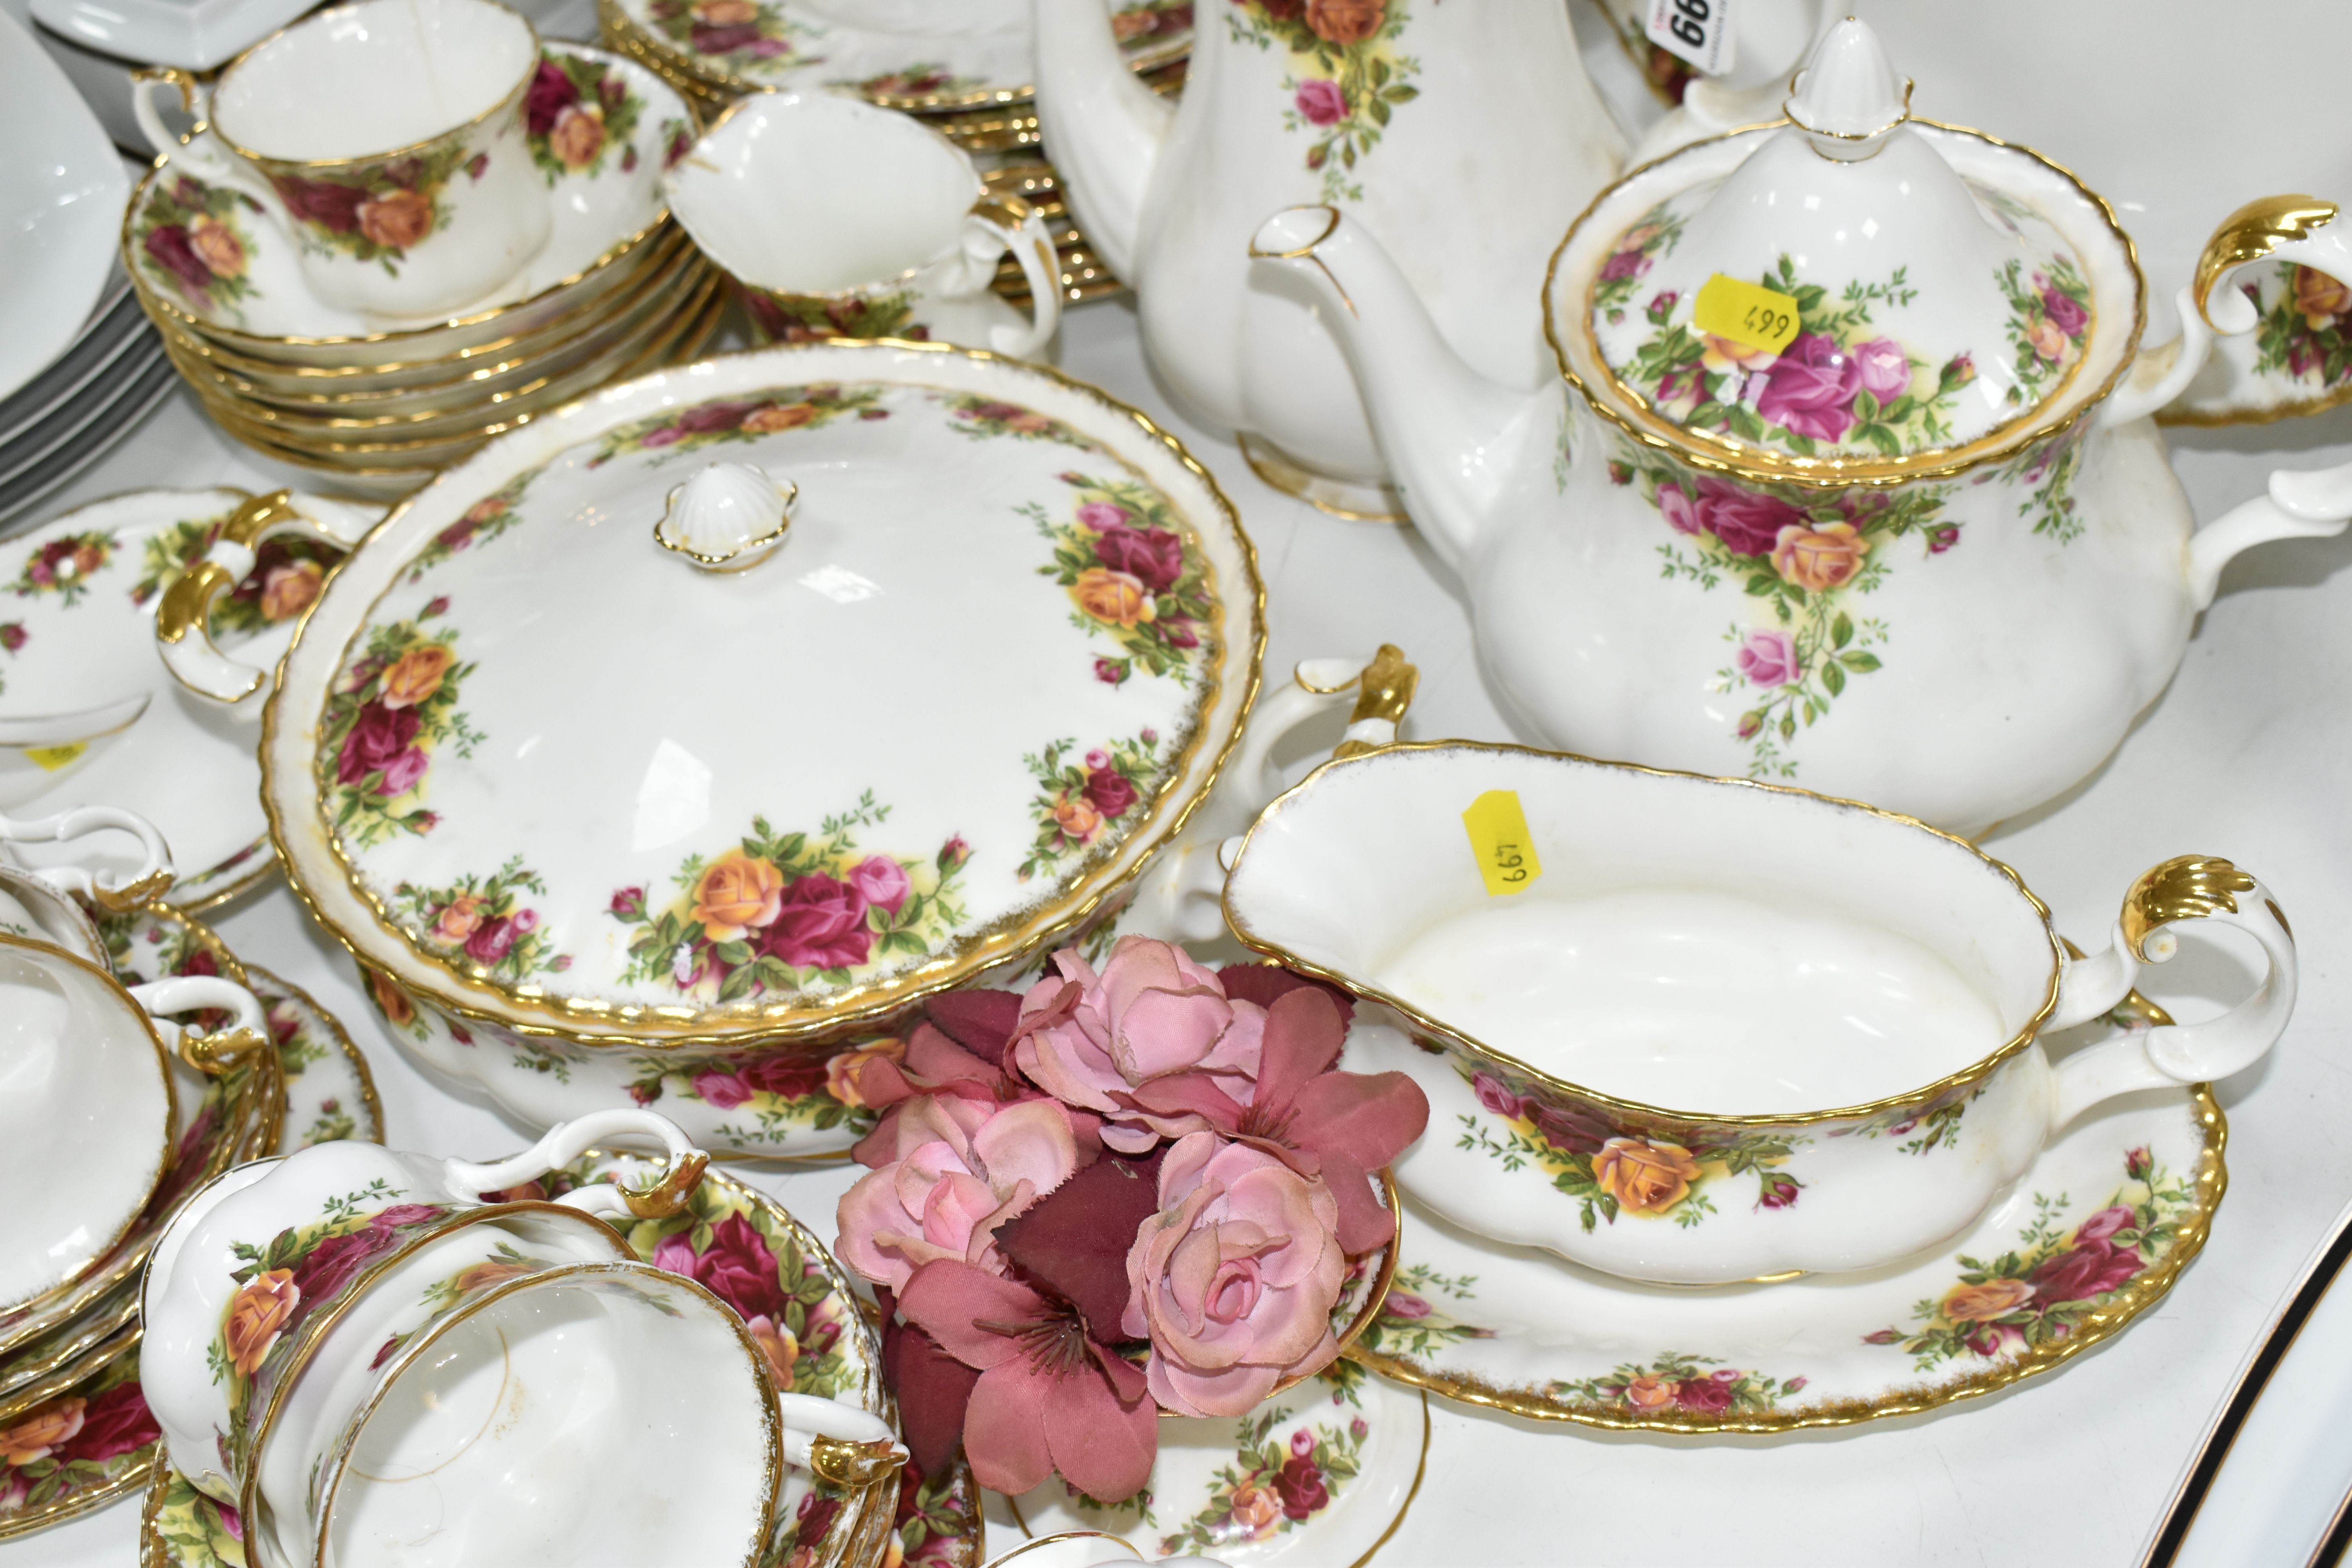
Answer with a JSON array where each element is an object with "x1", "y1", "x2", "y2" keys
[
  {"x1": 154, "y1": 489, "x2": 383, "y2": 710},
  {"x1": 1123, "y1": 645, "x2": 1417, "y2": 943},
  {"x1": 2046, "y1": 857, "x2": 2296, "y2": 1129}
]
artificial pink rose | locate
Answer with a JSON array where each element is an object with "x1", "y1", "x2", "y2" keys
[
  {"x1": 1091, "y1": 524, "x2": 1185, "y2": 592},
  {"x1": 1295, "y1": 78, "x2": 1347, "y2": 126},
  {"x1": 1756, "y1": 331, "x2": 1862, "y2": 442},
  {"x1": 1010, "y1": 936, "x2": 1267, "y2": 1150},
  {"x1": 1850, "y1": 336, "x2": 1911, "y2": 405},
  {"x1": 336, "y1": 701, "x2": 420, "y2": 787},
  {"x1": 835, "y1": 1094, "x2": 1084, "y2": 1292},
  {"x1": 653, "y1": 1211, "x2": 787, "y2": 1321},
  {"x1": 1688, "y1": 477, "x2": 1806, "y2": 557},
  {"x1": 764, "y1": 873, "x2": 873, "y2": 970},
  {"x1": 847, "y1": 855, "x2": 911, "y2": 916},
  {"x1": 1123, "y1": 1132, "x2": 1345, "y2": 1417},
  {"x1": 1733, "y1": 628, "x2": 1800, "y2": 688}
]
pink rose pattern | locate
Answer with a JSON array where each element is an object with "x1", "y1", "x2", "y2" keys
[
  {"x1": 1019, "y1": 729, "x2": 1165, "y2": 881},
  {"x1": 1154, "y1": 1404, "x2": 1370, "y2": 1556},
  {"x1": 1548, "y1": 1354, "x2": 1806, "y2": 1421},
  {"x1": 387, "y1": 857, "x2": 570, "y2": 987},
  {"x1": 1232, "y1": 0, "x2": 1422, "y2": 204},
  {"x1": 1866, "y1": 1148, "x2": 2195, "y2": 1370}
]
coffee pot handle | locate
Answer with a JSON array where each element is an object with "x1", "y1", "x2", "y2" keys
[
  {"x1": 2045, "y1": 857, "x2": 2296, "y2": 1129},
  {"x1": 442, "y1": 1109, "x2": 711, "y2": 1220},
  {"x1": 962, "y1": 193, "x2": 1064, "y2": 359},
  {"x1": 129, "y1": 976, "x2": 273, "y2": 1074},
  {"x1": 1122, "y1": 646, "x2": 1417, "y2": 944},
  {"x1": 154, "y1": 488, "x2": 384, "y2": 709},
  {"x1": 0, "y1": 804, "x2": 176, "y2": 911}
]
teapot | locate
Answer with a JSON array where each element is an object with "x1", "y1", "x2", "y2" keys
[
  {"x1": 1033, "y1": 0, "x2": 1625, "y2": 517},
  {"x1": 1246, "y1": 18, "x2": 2352, "y2": 831}
]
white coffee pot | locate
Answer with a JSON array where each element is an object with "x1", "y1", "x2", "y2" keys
[
  {"x1": 1248, "y1": 18, "x2": 2352, "y2": 831},
  {"x1": 1033, "y1": 0, "x2": 1626, "y2": 516}
]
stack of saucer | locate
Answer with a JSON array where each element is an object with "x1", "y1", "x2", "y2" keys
[{"x1": 127, "y1": 41, "x2": 719, "y2": 499}]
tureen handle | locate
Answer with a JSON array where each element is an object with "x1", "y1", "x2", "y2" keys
[
  {"x1": 2044, "y1": 857, "x2": 2296, "y2": 1130},
  {"x1": 0, "y1": 804, "x2": 175, "y2": 911},
  {"x1": 2102, "y1": 196, "x2": 2348, "y2": 428},
  {"x1": 961, "y1": 194, "x2": 1064, "y2": 359},
  {"x1": 442, "y1": 1109, "x2": 711, "y2": 1221},
  {"x1": 154, "y1": 489, "x2": 384, "y2": 710},
  {"x1": 1121, "y1": 646, "x2": 1417, "y2": 944}
]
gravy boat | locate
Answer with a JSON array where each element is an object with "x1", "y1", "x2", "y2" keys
[{"x1": 1221, "y1": 742, "x2": 2296, "y2": 1285}]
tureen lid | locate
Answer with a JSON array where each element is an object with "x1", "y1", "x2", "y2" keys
[
  {"x1": 263, "y1": 343, "x2": 1262, "y2": 1042},
  {"x1": 1563, "y1": 18, "x2": 2138, "y2": 481}
]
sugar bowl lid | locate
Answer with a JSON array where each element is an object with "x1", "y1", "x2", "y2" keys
[
  {"x1": 261, "y1": 342, "x2": 1263, "y2": 1043},
  {"x1": 1557, "y1": 18, "x2": 2141, "y2": 483}
]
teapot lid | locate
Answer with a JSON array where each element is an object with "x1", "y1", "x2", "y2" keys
[
  {"x1": 266, "y1": 345, "x2": 1263, "y2": 1041},
  {"x1": 1562, "y1": 18, "x2": 2139, "y2": 481}
]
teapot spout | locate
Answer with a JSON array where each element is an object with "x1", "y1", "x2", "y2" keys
[
  {"x1": 1031, "y1": 0, "x2": 1173, "y2": 281},
  {"x1": 1248, "y1": 206, "x2": 1550, "y2": 570}
]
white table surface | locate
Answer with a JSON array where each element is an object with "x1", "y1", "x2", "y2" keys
[{"x1": 9, "y1": 258, "x2": 2352, "y2": 1568}]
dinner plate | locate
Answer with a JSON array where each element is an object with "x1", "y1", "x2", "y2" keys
[
  {"x1": 0, "y1": 355, "x2": 180, "y2": 535},
  {"x1": 0, "y1": 12, "x2": 132, "y2": 405}
]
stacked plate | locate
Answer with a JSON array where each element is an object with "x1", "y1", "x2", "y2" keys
[
  {"x1": 597, "y1": 0, "x2": 1187, "y2": 305},
  {"x1": 0, "y1": 901, "x2": 381, "y2": 1545},
  {"x1": 125, "y1": 41, "x2": 720, "y2": 499},
  {"x1": 0, "y1": 271, "x2": 174, "y2": 534}
]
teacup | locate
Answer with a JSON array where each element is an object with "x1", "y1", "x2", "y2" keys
[
  {"x1": 0, "y1": 934, "x2": 269, "y2": 1317},
  {"x1": 140, "y1": 1111, "x2": 786, "y2": 1568},
  {"x1": 131, "y1": 0, "x2": 554, "y2": 322},
  {"x1": 666, "y1": 92, "x2": 1062, "y2": 358},
  {"x1": 1222, "y1": 742, "x2": 2299, "y2": 1286}
]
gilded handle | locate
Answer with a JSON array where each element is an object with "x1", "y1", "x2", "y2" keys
[
  {"x1": 1331, "y1": 644, "x2": 1419, "y2": 760},
  {"x1": 445, "y1": 1109, "x2": 710, "y2": 1220},
  {"x1": 127, "y1": 976, "x2": 272, "y2": 1077},
  {"x1": 2191, "y1": 194, "x2": 2344, "y2": 333},
  {"x1": 0, "y1": 805, "x2": 176, "y2": 912},
  {"x1": 965, "y1": 192, "x2": 1063, "y2": 359},
  {"x1": 154, "y1": 489, "x2": 379, "y2": 707},
  {"x1": 2047, "y1": 857, "x2": 2297, "y2": 1128}
]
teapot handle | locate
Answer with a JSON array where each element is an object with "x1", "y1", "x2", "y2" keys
[
  {"x1": 962, "y1": 194, "x2": 1064, "y2": 359},
  {"x1": 0, "y1": 804, "x2": 176, "y2": 911},
  {"x1": 1123, "y1": 646, "x2": 1417, "y2": 943},
  {"x1": 154, "y1": 489, "x2": 383, "y2": 708},
  {"x1": 2045, "y1": 857, "x2": 2295, "y2": 1130},
  {"x1": 441, "y1": 1109, "x2": 711, "y2": 1220}
]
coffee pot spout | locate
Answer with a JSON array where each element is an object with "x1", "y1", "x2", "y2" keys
[
  {"x1": 1247, "y1": 206, "x2": 1551, "y2": 569},
  {"x1": 1031, "y1": 0, "x2": 1174, "y2": 281}
]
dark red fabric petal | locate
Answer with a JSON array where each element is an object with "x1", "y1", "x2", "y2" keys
[
  {"x1": 923, "y1": 992, "x2": 1025, "y2": 1071},
  {"x1": 1254, "y1": 988, "x2": 1347, "y2": 1114},
  {"x1": 878, "y1": 1288, "x2": 982, "y2": 1481},
  {"x1": 1216, "y1": 962, "x2": 1354, "y2": 1028},
  {"x1": 993, "y1": 1149, "x2": 1165, "y2": 1342}
]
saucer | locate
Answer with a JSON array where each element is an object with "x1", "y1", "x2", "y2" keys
[
  {"x1": 990, "y1": 1372, "x2": 1429, "y2": 1567},
  {"x1": 601, "y1": 0, "x2": 1189, "y2": 111},
  {"x1": 0, "y1": 1341, "x2": 160, "y2": 1543},
  {"x1": 1345, "y1": 1082, "x2": 2224, "y2": 1432},
  {"x1": 0, "y1": 487, "x2": 371, "y2": 909},
  {"x1": 0, "y1": 1279, "x2": 137, "y2": 1403},
  {"x1": 126, "y1": 43, "x2": 693, "y2": 358}
]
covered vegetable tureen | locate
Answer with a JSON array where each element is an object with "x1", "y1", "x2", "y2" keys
[
  {"x1": 1247, "y1": 19, "x2": 2352, "y2": 831},
  {"x1": 160, "y1": 342, "x2": 1266, "y2": 1155}
]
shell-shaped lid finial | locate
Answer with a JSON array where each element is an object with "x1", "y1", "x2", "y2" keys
[
  {"x1": 654, "y1": 462, "x2": 798, "y2": 572},
  {"x1": 1784, "y1": 16, "x2": 1908, "y2": 160},
  {"x1": 1580, "y1": 15, "x2": 2112, "y2": 476}
]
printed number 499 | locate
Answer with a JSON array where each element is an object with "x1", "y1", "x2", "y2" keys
[{"x1": 1493, "y1": 842, "x2": 1529, "y2": 884}]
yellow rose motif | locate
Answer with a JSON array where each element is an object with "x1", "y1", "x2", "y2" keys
[
  {"x1": 693, "y1": 0, "x2": 755, "y2": 20},
  {"x1": 1941, "y1": 1277, "x2": 2034, "y2": 1323},
  {"x1": 260, "y1": 559, "x2": 324, "y2": 622},
  {"x1": 741, "y1": 402, "x2": 816, "y2": 433},
  {"x1": 1770, "y1": 520, "x2": 1871, "y2": 593},
  {"x1": 1701, "y1": 332, "x2": 1779, "y2": 376},
  {"x1": 0, "y1": 1397, "x2": 85, "y2": 1465},
  {"x1": 693, "y1": 849, "x2": 786, "y2": 941},
  {"x1": 188, "y1": 214, "x2": 246, "y2": 279},
  {"x1": 433, "y1": 893, "x2": 485, "y2": 944},
  {"x1": 550, "y1": 105, "x2": 606, "y2": 171},
  {"x1": 749, "y1": 1314, "x2": 800, "y2": 1390},
  {"x1": 1074, "y1": 567, "x2": 1156, "y2": 629},
  {"x1": 454, "y1": 1259, "x2": 537, "y2": 1294},
  {"x1": 378, "y1": 644, "x2": 456, "y2": 710},
  {"x1": 367, "y1": 967, "x2": 414, "y2": 1027},
  {"x1": 1052, "y1": 793, "x2": 1103, "y2": 845},
  {"x1": 824, "y1": 1037, "x2": 906, "y2": 1109},
  {"x1": 1230, "y1": 1482, "x2": 1283, "y2": 1535},
  {"x1": 1621, "y1": 1373, "x2": 1676, "y2": 1410},
  {"x1": 225, "y1": 1269, "x2": 301, "y2": 1378},
  {"x1": 2295, "y1": 265, "x2": 2352, "y2": 329},
  {"x1": 1591, "y1": 1136, "x2": 1702, "y2": 1215},
  {"x1": 2025, "y1": 314, "x2": 2070, "y2": 363},
  {"x1": 358, "y1": 187, "x2": 434, "y2": 252}
]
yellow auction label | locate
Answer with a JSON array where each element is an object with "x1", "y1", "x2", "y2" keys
[
  {"x1": 1462, "y1": 789, "x2": 1541, "y2": 897},
  {"x1": 1694, "y1": 273, "x2": 1800, "y2": 355},
  {"x1": 25, "y1": 743, "x2": 86, "y2": 772}
]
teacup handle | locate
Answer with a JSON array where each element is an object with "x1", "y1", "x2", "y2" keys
[
  {"x1": 130, "y1": 68, "x2": 283, "y2": 216},
  {"x1": 777, "y1": 1392, "x2": 906, "y2": 1482},
  {"x1": 442, "y1": 1109, "x2": 711, "y2": 1220},
  {"x1": 961, "y1": 194, "x2": 1063, "y2": 359},
  {"x1": 0, "y1": 804, "x2": 176, "y2": 911},
  {"x1": 2045, "y1": 857, "x2": 2296, "y2": 1129},
  {"x1": 129, "y1": 975, "x2": 272, "y2": 1074},
  {"x1": 1123, "y1": 646, "x2": 1417, "y2": 943},
  {"x1": 155, "y1": 489, "x2": 383, "y2": 709}
]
